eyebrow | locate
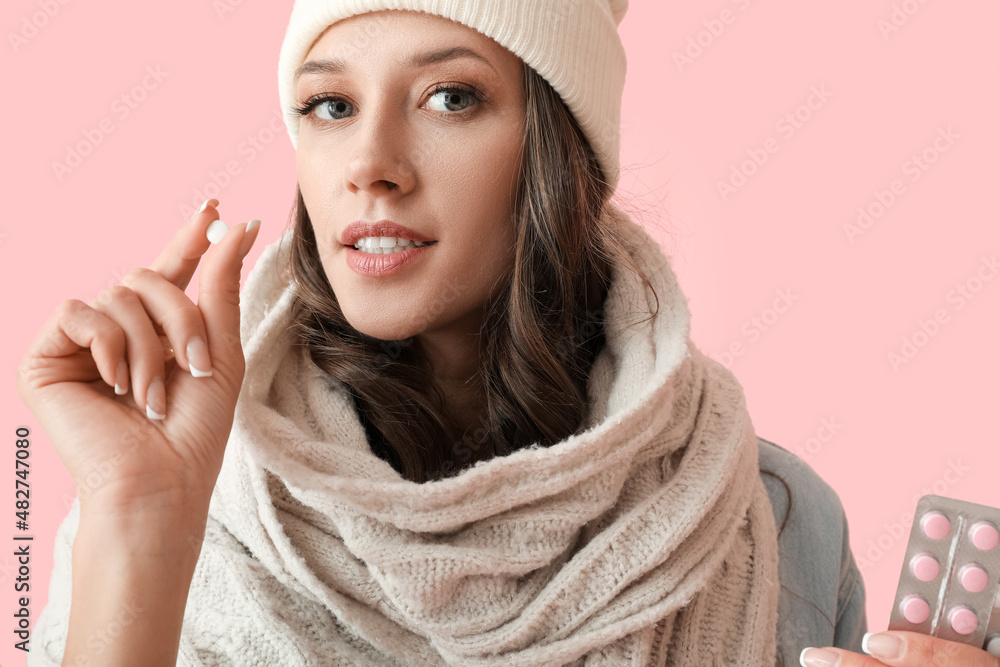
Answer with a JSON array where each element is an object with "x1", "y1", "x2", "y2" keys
[{"x1": 294, "y1": 46, "x2": 495, "y2": 83}]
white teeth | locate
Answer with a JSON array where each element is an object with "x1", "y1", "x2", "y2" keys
[{"x1": 353, "y1": 236, "x2": 431, "y2": 254}]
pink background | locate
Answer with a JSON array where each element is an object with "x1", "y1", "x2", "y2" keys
[{"x1": 2, "y1": 0, "x2": 998, "y2": 663}]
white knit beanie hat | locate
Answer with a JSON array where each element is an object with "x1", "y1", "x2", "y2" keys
[{"x1": 277, "y1": 0, "x2": 629, "y2": 193}]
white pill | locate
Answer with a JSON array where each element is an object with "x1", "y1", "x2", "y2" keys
[{"x1": 206, "y1": 219, "x2": 229, "y2": 244}]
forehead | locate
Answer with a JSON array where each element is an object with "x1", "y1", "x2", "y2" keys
[{"x1": 302, "y1": 10, "x2": 505, "y2": 70}]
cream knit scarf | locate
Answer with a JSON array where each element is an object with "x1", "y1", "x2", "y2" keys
[{"x1": 29, "y1": 203, "x2": 780, "y2": 666}]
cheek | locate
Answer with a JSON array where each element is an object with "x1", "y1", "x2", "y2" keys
[
  {"x1": 429, "y1": 117, "x2": 523, "y2": 200},
  {"x1": 296, "y1": 142, "x2": 325, "y2": 201},
  {"x1": 296, "y1": 142, "x2": 342, "y2": 249}
]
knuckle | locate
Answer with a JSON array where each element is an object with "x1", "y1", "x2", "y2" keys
[
  {"x1": 107, "y1": 284, "x2": 137, "y2": 301},
  {"x1": 161, "y1": 302, "x2": 202, "y2": 334},
  {"x1": 93, "y1": 284, "x2": 137, "y2": 312},
  {"x1": 58, "y1": 298, "x2": 102, "y2": 332},
  {"x1": 56, "y1": 298, "x2": 86, "y2": 319},
  {"x1": 96, "y1": 322, "x2": 126, "y2": 349},
  {"x1": 123, "y1": 267, "x2": 153, "y2": 286},
  {"x1": 15, "y1": 353, "x2": 48, "y2": 396}
]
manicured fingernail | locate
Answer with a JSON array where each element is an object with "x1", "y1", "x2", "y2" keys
[
  {"x1": 862, "y1": 632, "x2": 902, "y2": 660},
  {"x1": 799, "y1": 647, "x2": 840, "y2": 667},
  {"x1": 986, "y1": 635, "x2": 1000, "y2": 657},
  {"x1": 238, "y1": 219, "x2": 261, "y2": 257},
  {"x1": 114, "y1": 359, "x2": 129, "y2": 395},
  {"x1": 206, "y1": 219, "x2": 229, "y2": 244},
  {"x1": 146, "y1": 376, "x2": 166, "y2": 420},
  {"x1": 198, "y1": 198, "x2": 219, "y2": 214},
  {"x1": 186, "y1": 336, "x2": 213, "y2": 378}
]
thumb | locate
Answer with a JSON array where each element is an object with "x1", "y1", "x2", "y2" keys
[
  {"x1": 862, "y1": 631, "x2": 1000, "y2": 666},
  {"x1": 196, "y1": 219, "x2": 261, "y2": 391}
]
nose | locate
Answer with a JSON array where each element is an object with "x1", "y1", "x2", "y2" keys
[{"x1": 344, "y1": 106, "x2": 417, "y2": 197}]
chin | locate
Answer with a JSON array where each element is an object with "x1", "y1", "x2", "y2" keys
[{"x1": 340, "y1": 307, "x2": 419, "y2": 343}]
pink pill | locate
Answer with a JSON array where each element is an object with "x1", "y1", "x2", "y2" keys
[
  {"x1": 959, "y1": 564, "x2": 989, "y2": 593},
  {"x1": 901, "y1": 595, "x2": 930, "y2": 624},
  {"x1": 970, "y1": 522, "x2": 1000, "y2": 551},
  {"x1": 910, "y1": 553, "x2": 940, "y2": 582},
  {"x1": 948, "y1": 606, "x2": 979, "y2": 635},
  {"x1": 921, "y1": 511, "x2": 951, "y2": 540}
]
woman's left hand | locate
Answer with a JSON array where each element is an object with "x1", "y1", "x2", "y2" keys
[{"x1": 800, "y1": 630, "x2": 1000, "y2": 666}]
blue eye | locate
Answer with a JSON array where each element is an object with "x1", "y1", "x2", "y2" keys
[
  {"x1": 293, "y1": 84, "x2": 483, "y2": 122},
  {"x1": 426, "y1": 84, "x2": 481, "y2": 112},
  {"x1": 315, "y1": 98, "x2": 351, "y2": 121}
]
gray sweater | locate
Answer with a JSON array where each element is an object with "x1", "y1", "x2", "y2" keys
[{"x1": 757, "y1": 437, "x2": 868, "y2": 666}]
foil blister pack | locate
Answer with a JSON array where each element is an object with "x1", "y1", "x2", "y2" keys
[{"x1": 887, "y1": 494, "x2": 1000, "y2": 653}]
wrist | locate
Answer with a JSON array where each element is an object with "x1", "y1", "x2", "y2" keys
[
  {"x1": 78, "y1": 491, "x2": 210, "y2": 564},
  {"x1": 66, "y1": 492, "x2": 208, "y2": 666},
  {"x1": 79, "y1": 475, "x2": 212, "y2": 521}
]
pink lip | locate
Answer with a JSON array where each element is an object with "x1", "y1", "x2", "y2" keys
[
  {"x1": 339, "y1": 219, "x2": 436, "y2": 246},
  {"x1": 346, "y1": 245, "x2": 434, "y2": 277}
]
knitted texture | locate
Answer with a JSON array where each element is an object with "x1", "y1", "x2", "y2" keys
[
  {"x1": 277, "y1": 0, "x2": 629, "y2": 193},
  {"x1": 27, "y1": 203, "x2": 781, "y2": 666}
]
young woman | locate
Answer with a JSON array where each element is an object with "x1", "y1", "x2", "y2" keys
[{"x1": 17, "y1": 2, "x2": 999, "y2": 666}]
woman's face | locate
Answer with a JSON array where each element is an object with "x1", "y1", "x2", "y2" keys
[{"x1": 295, "y1": 10, "x2": 526, "y2": 344}]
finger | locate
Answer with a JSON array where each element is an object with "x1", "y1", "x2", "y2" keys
[
  {"x1": 121, "y1": 268, "x2": 213, "y2": 378},
  {"x1": 860, "y1": 631, "x2": 1000, "y2": 667},
  {"x1": 196, "y1": 219, "x2": 260, "y2": 389},
  {"x1": 149, "y1": 198, "x2": 220, "y2": 290},
  {"x1": 20, "y1": 299, "x2": 126, "y2": 393},
  {"x1": 800, "y1": 646, "x2": 887, "y2": 667},
  {"x1": 92, "y1": 286, "x2": 167, "y2": 420}
]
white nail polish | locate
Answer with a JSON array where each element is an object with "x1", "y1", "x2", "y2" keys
[
  {"x1": 146, "y1": 405, "x2": 166, "y2": 420},
  {"x1": 198, "y1": 199, "x2": 211, "y2": 214},
  {"x1": 246, "y1": 219, "x2": 261, "y2": 233},
  {"x1": 798, "y1": 647, "x2": 809, "y2": 667},
  {"x1": 114, "y1": 383, "x2": 127, "y2": 395},
  {"x1": 190, "y1": 365, "x2": 213, "y2": 378},
  {"x1": 206, "y1": 219, "x2": 229, "y2": 244}
]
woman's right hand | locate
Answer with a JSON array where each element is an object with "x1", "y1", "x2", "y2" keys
[
  {"x1": 801, "y1": 630, "x2": 1000, "y2": 666},
  {"x1": 15, "y1": 200, "x2": 261, "y2": 515}
]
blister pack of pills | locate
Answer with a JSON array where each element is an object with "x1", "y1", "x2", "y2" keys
[{"x1": 887, "y1": 494, "x2": 1000, "y2": 654}]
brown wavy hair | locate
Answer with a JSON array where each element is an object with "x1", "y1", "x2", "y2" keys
[{"x1": 287, "y1": 61, "x2": 659, "y2": 483}]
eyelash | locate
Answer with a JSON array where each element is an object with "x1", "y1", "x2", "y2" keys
[{"x1": 293, "y1": 83, "x2": 484, "y2": 120}]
